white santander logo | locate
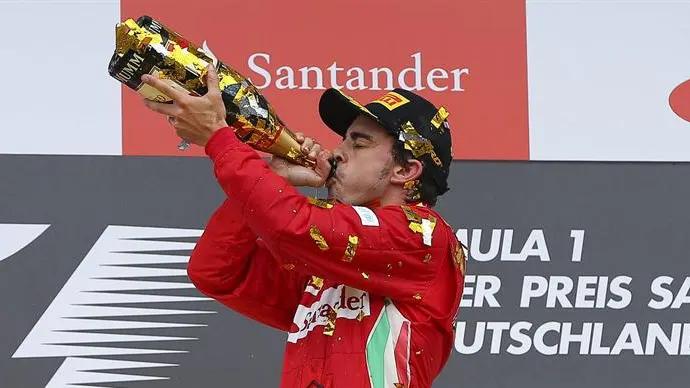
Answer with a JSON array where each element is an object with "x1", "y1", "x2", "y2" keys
[
  {"x1": 288, "y1": 285, "x2": 370, "y2": 343},
  {"x1": 247, "y1": 52, "x2": 470, "y2": 92},
  {"x1": 12, "y1": 225, "x2": 216, "y2": 387}
]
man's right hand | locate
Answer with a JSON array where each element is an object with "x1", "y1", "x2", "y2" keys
[{"x1": 269, "y1": 133, "x2": 333, "y2": 188}]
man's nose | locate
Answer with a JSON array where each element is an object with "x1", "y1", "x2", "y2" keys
[{"x1": 332, "y1": 146, "x2": 346, "y2": 164}]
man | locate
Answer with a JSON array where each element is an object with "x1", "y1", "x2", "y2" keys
[{"x1": 141, "y1": 64, "x2": 466, "y2": 388}]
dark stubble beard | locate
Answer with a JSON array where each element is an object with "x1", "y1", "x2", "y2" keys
[{"x1": 342, "y1": 160, "x2": 394, "y2": 206}]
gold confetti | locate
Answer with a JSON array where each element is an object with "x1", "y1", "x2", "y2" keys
[
  {"x1": 415, "y1": 350, "x2": 422, "y2": 355},
  {"x1": 409, "y1": 222, "x2": 424, "y2": 234},
  {"x1": 323, "y1": 307, "x2": 337, "y2": 336},
  {"x1": 307, "y1": 196, "x2": 334, "y2": 209},
  {"x1": 398, "y1": 261, "x2": 403, "y2": 268},
  {"x1": 422, "y1": 216, "x2": 438, "y2": 246},
  {"x1": 401, "y1": 205, "x2": 422, "y2": 223},
  {"x1": 342, "y1": 235, "x2": 359, "y2": 262},
  {"x1": 310, "y1": 276, "x2": 324, "y2": 290},
  {"x1": 407, "y1": 214, "x2": 437, "y2": 246},
  {"x1": 387, "y1": 264, "x2": 394, "y2": 272},
  {"x1": 361, "y1": 272, "x2": 370, "y2": 280},
  {"x1": 403, "y1": 180, "x2": 417, "y2": 190},
  {"x1": 309, "y1": 225, "x2": 329, "y2": 251},
  {"x1": 413, "y1": 293, "x2": 422, "y2": 300},
  {"x1": 431, "y1": 106, "x2": 450, "y2": 129},
  {"x1": 455, "y1": 244, "x2": 467, "y2": 275},
  {"x1": 357, "y1": 310, "x2": 365, "y2": 321},
  {"x1": 399, "y1": 121, "x2": 435, "y2": 158},
  {"x1": 282, "y1": 263, "x2": 295, "y2": 270},
  {"x1": 423, "y1": 253, "x2": 432, "y2": 264}
]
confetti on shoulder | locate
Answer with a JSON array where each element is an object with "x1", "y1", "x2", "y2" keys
[
  {"x1": 309, "y1": 225, "x2": 329, "y2": 251},
  {"x1": 308, "y1": 197, "x2": 334, "y2": 209}
]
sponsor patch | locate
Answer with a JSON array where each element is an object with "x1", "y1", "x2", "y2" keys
[
  {"x1": 372, "y1": 92, "x2": 410, "y2": 110},
  {"x1": 353, "y1": 206, "x2": 380, "y2": 226}
]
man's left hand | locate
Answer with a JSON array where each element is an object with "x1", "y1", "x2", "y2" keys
[{"x1": 141, "y1": 64, "x2": 227, "y2": 147}]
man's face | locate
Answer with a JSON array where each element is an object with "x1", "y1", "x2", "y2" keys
[{"x1": 326, "y1": 115, "x2": 396, "y2": 205}]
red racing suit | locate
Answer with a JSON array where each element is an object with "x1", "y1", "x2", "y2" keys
[{"x1": 187, "y1": 127, "x2": 466, "y2": 388}]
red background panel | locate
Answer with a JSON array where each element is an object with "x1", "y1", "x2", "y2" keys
[{"x1": 121, "y1": 0, "x2": 529, "y2": 160}]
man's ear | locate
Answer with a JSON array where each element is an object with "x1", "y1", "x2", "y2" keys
[{"x1": 390, "y1": 159, "x2": 423, "y2": 185}]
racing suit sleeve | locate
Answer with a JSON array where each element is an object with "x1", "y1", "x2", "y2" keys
[
  {"x1": 187, "y1": 198, "x2": 308, "y2": 331},
  {"x1": 203, "y1": 127, "x2": 453, "y2": 303}
]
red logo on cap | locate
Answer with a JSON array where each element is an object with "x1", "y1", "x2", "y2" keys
[
  {"x1": 670, "y1": 79, "x2": 690, "y2": 123},
  {"x1": 372, "y1": 92, "x2": 410, "y2": 110}
]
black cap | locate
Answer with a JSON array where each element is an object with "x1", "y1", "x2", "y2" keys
[{"x1": 318, "y1": 88, "x2": 452, "y2": 195}]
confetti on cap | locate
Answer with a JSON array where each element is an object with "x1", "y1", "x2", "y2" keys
[
  {"x1": 399, "y1": 121, "x2": 435, "y2": 158},
  {"x1": 431, "y1": 106, "x2": 450, "y2": 130}
]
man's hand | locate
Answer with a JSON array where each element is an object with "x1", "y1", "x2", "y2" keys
[
  {"x1": 140, "y1": 64, "x2": 227, "y2": 147},
  {"x1": 269, "y1": 133, "x2": 333, "y2": 188}
]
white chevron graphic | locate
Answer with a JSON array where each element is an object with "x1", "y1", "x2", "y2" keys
[
  {"x1": 0, "y1": 223, "x2": 50, "y2": 263},
  {"x1": 12, "y1": 225, "x2": 215, "y2": 387}
]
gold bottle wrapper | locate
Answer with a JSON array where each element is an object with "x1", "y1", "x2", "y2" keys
[
  {"x1": 108, "y1": 15, "x2": 314, "y2": 167},
  {"x1": 309, "y1": 225, "x2": 329, "y2": 251}
]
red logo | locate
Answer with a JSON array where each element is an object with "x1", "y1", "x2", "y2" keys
[
  {"x1": 121, "y1": 0, "x2": 529, "y2": 160},
  {"x1": 670, "y1": 79, "x2": 690, "y2": 123}
]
